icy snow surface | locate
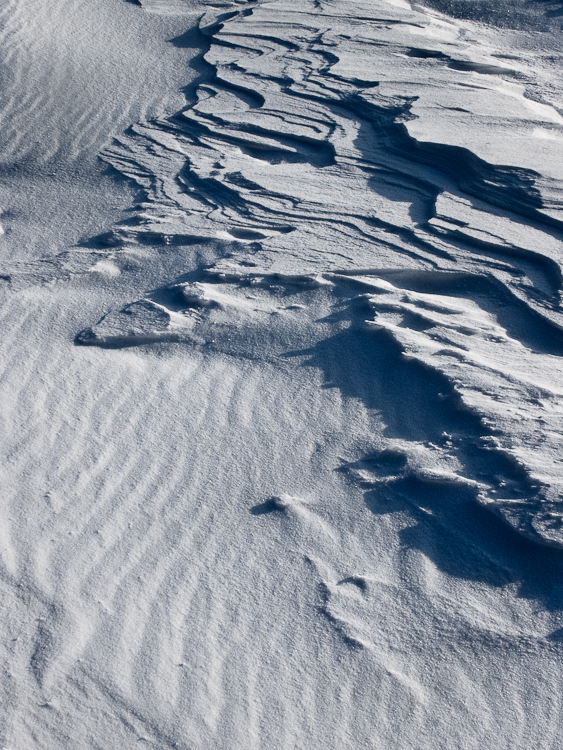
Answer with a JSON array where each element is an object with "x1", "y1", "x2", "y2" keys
[{"x1": 3, "y1": 0, "x2": 563, "y2": 746}]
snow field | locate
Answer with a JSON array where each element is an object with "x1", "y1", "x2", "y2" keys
[{"x1": 2, "y1": 0, "x2": 563, "y2": 746}]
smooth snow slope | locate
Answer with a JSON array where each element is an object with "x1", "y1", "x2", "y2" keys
[{"x1": 2, "y1": 0, "x2": 563, "y2": 748}]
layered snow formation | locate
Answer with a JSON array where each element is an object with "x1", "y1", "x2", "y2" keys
[
  {"x1": 0, "y1": 0, "x2": 199, "y2": 262},
  {"x1": 79, "y1": 0, "x2": 563, "y2": 547},
  {"x1": 4, "y1": 0, "x2": 563, "y2": 747}
]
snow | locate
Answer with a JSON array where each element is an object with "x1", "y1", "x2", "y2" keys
[{"x1": 2, "y1": 0, "x2": 563, "y2": 747}]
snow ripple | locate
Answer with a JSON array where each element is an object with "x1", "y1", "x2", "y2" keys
[
  {"x1": 72, "y1": 0, "x2": 563, "y2": 546},
  {"x1": 4, "y1": 0, "x2": 563, "y2": 551}
]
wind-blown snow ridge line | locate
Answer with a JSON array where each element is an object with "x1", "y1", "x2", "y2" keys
[
  {"x1": 76, "y1": 268, "x2": 563, "y2": 548},
  {"x1": 85, "y1": 0, "x2": 563, "y2": 547},
  {"x1": 100, "y1": 0, "x2": 563, "y2": 309}
]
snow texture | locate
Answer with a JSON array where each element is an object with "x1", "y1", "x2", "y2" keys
[
  {"x1": 2, "y1": 0, "x2": 563, "y2": 747},
  {"x1": 77, "y1": 0, "x2": 563, "y2": 548}
]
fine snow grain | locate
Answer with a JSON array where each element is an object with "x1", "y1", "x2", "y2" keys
[{"x1": 2, "y1": 0, "x2": 563, "y2": 747}]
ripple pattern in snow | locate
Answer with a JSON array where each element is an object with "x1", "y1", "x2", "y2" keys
[
  {"x1": 80, "y1": 0, "x2": 563, "y2": 546},
  {"x1": 4, "y1": 0, "x2": 563, "y2": 745}
]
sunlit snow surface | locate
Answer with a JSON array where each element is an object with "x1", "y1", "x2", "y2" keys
[
  {"x1": 87, "y1": 0, "x2": 563, "y2": 546},
  {"x1": 3, "y1": 0, "x2": 563, "y2": 747}
]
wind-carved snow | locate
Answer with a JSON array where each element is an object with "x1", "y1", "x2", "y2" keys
[
  {"x1": 360, "y1": 273, "x2": 563, "y2": 544},
  {"x1": 4, "y1": 0, "x2": 563, "y2": 746},
  {"x1": 73, "y1": 0, "x2": 563, "y2": 547},
  {"x1": 77, "y1": 267, "x2": 563, "y2": 547}
]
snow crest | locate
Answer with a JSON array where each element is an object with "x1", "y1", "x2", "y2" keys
[
  {"x1": 74, "y1": 0, "x2": 563, "y2": 547},
  {"x1": 4, "y1": 0, "x2": 563, "y2": 747}
]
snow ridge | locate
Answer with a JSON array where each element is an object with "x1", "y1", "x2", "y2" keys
[
  {"x1": 73, "y1": 0, "x2": 563, "y2": 546},
  {"x1": 4, "y1": 0, "x2": 563, "y2": 746}
]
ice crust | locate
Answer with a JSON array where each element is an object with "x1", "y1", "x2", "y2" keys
[{"x1": 3, "y1": 0, "x2": 563, "y2": 747}]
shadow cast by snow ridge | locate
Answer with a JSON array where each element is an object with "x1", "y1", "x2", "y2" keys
[
  {"x1": 282, "y1": 289, "x2": 563, "y2": 609},
  {"x1": 290, "y1": 312, "x2": 530, "y2": 488},
  {"x1": 371, "y1": 475, "x2": 563, "y2": 613}
]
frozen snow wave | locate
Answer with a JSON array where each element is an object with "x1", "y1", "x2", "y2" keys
[
  {"x1": 85, "y1": 0, "x2": 563, "y2": 546},
  {"x1": 11, "y1": 265, "x2": 563, "y2": 748},
  {"x1": 5, "y1": 1, "x2": 563, "y2": 743},
  {"x1": 358, "y1": 271, "x2": 563, "y2": 546},
  {"x1": 78, "y1": 268, "x2": 563, "y2": 547},
  {"x1": 101, "y1": 0, "x2": 563, "y2": 295}
]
